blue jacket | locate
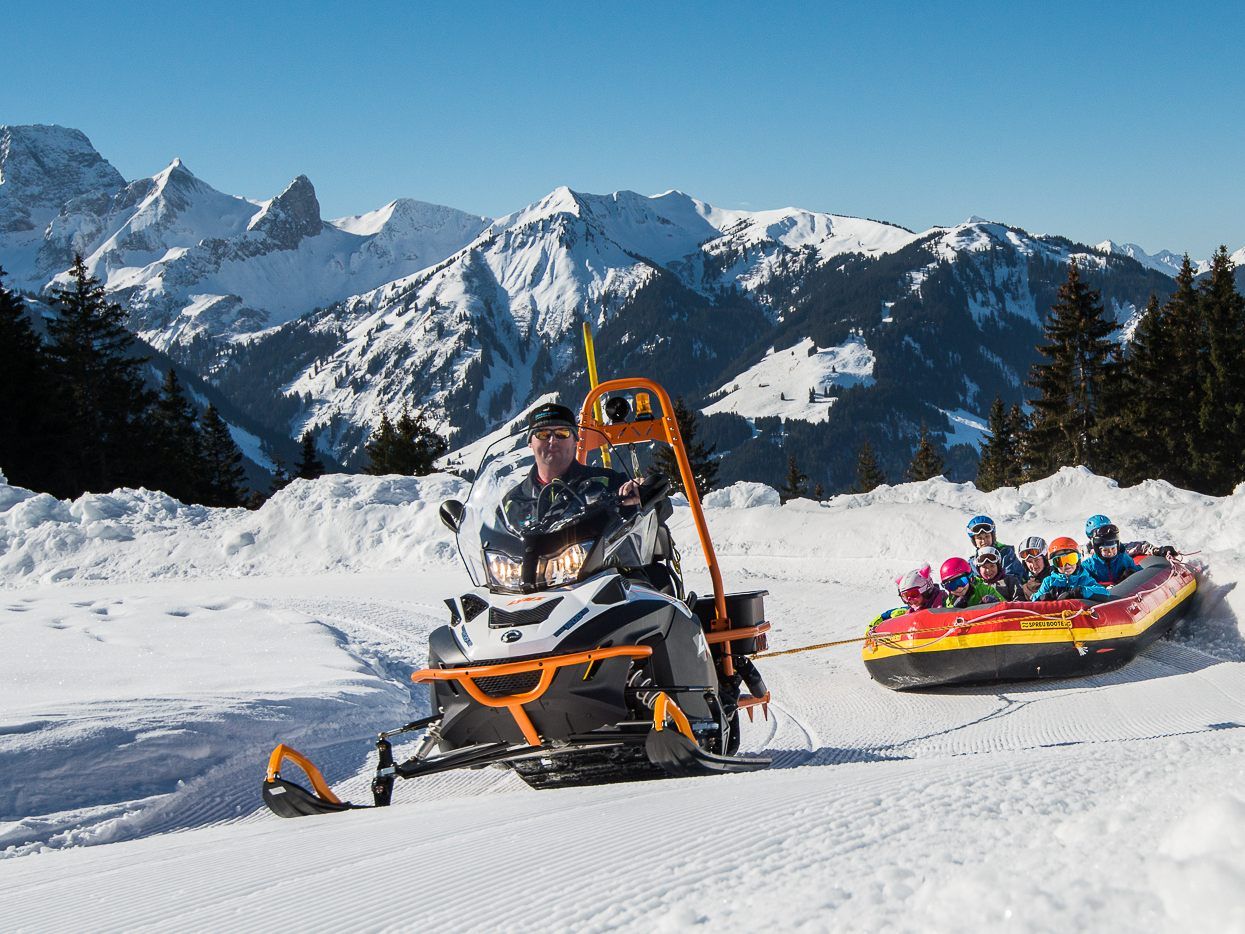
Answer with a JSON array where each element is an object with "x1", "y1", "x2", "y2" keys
[
  {"x1": 994, "y1": 542, "x2": 1026, "y2": 580},
  {"x1": 1030, "y1": 567, "x2": 1112, "y2": 602},
  {"x1": 1082, "y1": 551, "x2": 1140, "y2": 585}
]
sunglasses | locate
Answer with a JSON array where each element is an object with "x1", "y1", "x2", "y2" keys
[
  {"x1": 1051, "y1": 551, "x2": 1080, "y2": 570},
  {"x1": 968, "y1": 523, "x2": 995, "y2": 535},
  {"x1": 944, "y1": 573, "x2": 973, "y2": 591},
  {"x1": 531, "y1": 427, "x2": 575, "y2": 441},
  {"x1": 1020, "y1": 549, "x2": 1044, "y2": 560}
]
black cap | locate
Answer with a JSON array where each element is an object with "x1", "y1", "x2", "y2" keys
[{"x1": 527, "y1": 402, "x2": 577, "y2": 434}]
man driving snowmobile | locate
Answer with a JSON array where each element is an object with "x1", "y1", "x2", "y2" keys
[{"x1": 501, "y1": 403, "x2": 642, "y2": 532}]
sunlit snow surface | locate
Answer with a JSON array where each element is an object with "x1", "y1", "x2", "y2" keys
[
  {"x1": 2, "y1": 467, "x2": 1244, "y2": 931},
  {"x1": 703, "y1": 336, "x2": 876, "y2": 424}
]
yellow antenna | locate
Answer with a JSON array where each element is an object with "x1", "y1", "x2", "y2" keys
[{"x1": 581, "y1": 322, "x2": 611, "y2": 467}]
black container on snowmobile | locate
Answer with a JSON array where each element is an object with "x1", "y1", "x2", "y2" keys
[{"x1": 262, "y1": 378, "x2": 772, "y2": 817}]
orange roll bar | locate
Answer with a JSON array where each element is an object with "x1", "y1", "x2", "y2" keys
[
  {"x1": 412, "y1": 645, "x2": 653, "y2": 746},
  {"x1": 577, "y1": 377, "x2": 739, "y2": 675}
]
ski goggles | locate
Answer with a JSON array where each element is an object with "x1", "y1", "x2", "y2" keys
[
  {"x1": 944, "y1": 573, "x2": 973, "y2": 592},
  {"x1": 967, "y1": 522, "x2": 995, "y2": 536},
  {"x1": 1096, "y1": 540, "x2": 1120, "y2": 554},
  {"x1": 899, "y1": 586, "x2": 926, "y2": 606},
  {"x1": 1019, "y1": 547, "x2": 1045, "y2": 560},
  {"x1": 974, "y1": 553, "x2": 1001, "y2": 566},
  {"x1": 530, "y1": 427, "x2": 575, "y2": 441},
  {"x1": 1050, "y1": 550, "x2": 1080, "y2": 571}
]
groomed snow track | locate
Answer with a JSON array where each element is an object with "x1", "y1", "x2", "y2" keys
[{"x1": 2, "y1": 468, "x2": 1244, "y2": 930}]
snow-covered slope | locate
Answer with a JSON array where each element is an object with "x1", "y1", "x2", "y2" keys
[
  {"x1": 703, "y1": 335, "x2": 876, "y2": 423},
  {"x1": 42, "y1": 169, "x2": 491, "y2": 346},
  {"x1": 1096, "y1": 239, "x2": 1187, "y2": 277},
  {"x1": 1, "y1": 467, "x2": 1243, "y2": 930}
]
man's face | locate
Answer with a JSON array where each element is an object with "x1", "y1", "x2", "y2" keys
[{"x1": 530, "y1": 427, "x2": 576, "y2": 481}]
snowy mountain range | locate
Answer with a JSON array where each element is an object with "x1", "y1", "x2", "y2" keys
[{"x1": 1, "y1": 124, "x2": 1235, "y2": 490}]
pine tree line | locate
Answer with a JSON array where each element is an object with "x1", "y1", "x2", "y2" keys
[
  {"x1": 1, "y1": 259, "x2": 255, "y2": 505},
  {"x1": 977, "y1": 250, "x2": 1245, "y2": 496}
]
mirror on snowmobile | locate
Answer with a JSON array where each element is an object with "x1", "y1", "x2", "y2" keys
[{"x1": 440, "y1": 499, "x2": 466, "y2": 533}]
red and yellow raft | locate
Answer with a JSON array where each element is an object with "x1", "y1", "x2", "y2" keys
[{"x1": 863, "y1": 557, "x2": 1198, "y2": 690}]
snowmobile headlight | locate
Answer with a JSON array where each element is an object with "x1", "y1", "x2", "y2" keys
[
  {"x1": 484, "y1": 550, "x2": 524, "y2": 590},
  {"x1": 540, "y1": 540, "x2": 594, "y2": 587}
]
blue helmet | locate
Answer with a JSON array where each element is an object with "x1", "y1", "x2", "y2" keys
[
  {"x1": 966, "y1": 514, "x2": 995, "y2": 537},
  {"x1": 1085, "y1": 514, "x2": 1113, "y2": 539}
]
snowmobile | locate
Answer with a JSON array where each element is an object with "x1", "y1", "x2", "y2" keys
[{"x1": 263, "y1": 377, "x2": 773, "y2": 817}]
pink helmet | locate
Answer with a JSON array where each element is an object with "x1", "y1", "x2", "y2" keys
[
  {"x1": 896, "y1": 564, "x2": 935, "y2": 607},
  {"x1": 939, "y1": 556, "x2": 973, "y2": 585}
]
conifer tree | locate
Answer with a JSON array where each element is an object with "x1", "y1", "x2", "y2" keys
[
  {"x1": 394, "y1": 405, "x2": 448, "y2": 476},
  {"x1": 149, "y1": 369, "x2": 204, "y2": 502},
  {"x1": 1192, "y1": 247, "x2": 1245, "y2": 494},
  {"x1": 295, "y1": 430, "x2": 326, "y2": 480},
  {"x1": 0, "y1": 267, "x2": 54, "y2": 489},
  {"x1": 364, "y1": 412, "x2": 398, "y2": 474},
  {"x1": 1006, "y1": 404, "x2": 1030, "y2": 486},
  {"x1": 269, "y1": 458, "x2": 291, "y2": 494},
  {"x1": 780, "y1": 454, "x2": 808, "y2": 502},
  {"x1": 975, "y1": 397, "x2": 1011, "y2": 491},
  {"x1": 906, "y1": 422, "x2": 945, "y2": 481},
  {"x1": 44, "y1": 256, "x2": 154, "y2": 496},
  {"x1": 1025, "y1": 259, "x2": 1118, "y2": 479},
  {"x1": 854, "y1": 440, "x2": 887, "y2": 493},
  {"x1": 199, "y1": 404, "x2": 247, "y2": 506},
  {"x1": 650, "y1": 396, "x2": 719, "y2": 497},
  {"x1": 812, "y1": 482, "x2": 826, "y2": 500}
]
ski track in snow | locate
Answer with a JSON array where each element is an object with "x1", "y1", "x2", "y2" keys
[{"x1": 2, "y1": 468, "x2": 1245, "y2": 930}]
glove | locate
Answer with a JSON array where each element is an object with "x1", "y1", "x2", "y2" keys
[
  {"x1": 1053, "y1": 588, "x2": 1077, "y2": 600},
  {"x1": 1022, "y1": 579, "x2": 1041, "y2": 598},
  {"x1": 1155, "y1": 545, "x2": 1178, "y2": 559}
]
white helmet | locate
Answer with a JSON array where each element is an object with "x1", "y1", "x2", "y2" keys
[{"x1": 896, "y1": 564, "x2": 936, "y2": 606}]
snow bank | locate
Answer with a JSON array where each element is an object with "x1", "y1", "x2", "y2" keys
[
  {"x1": 703, "y1": 481, "x2": 781, "y2": 509},
  {"x1": 0, "y1": 473, "x2": 465, "y2": 585}
]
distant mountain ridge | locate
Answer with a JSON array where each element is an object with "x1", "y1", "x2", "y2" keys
[{"x1": 0, "y1": 124, "x2": 1234, "y2": 490}]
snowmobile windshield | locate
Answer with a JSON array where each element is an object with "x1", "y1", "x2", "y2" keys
[{"x1": 456, "y1": 425, "x2": 639, "y2": 592}]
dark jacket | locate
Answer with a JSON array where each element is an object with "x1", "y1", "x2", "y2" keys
[
  {"x1": 945, "y1": 579, "x2": 1002, "y2": 609},
  {"x1": 502, "y1": 461, "x2": 631, "y2": 532},
  {"x1": 1020, "y1": 560, "x2": 1053, "y2": 599},
  {"x1": 1030, "y1": 567, "x2": 1112, "y2": 602},
  {"x1": 977, "y1": 571, "x2": 1024, "y2": 602},
  {"x1": 994, "y1": 542, "x2": 1026, "y2": 580},
  {"x1": 1082, "y1": 551, "x2": 1140, "y2": 586}
]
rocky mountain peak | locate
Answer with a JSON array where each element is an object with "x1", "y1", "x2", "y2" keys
[
  {"x1": 0, "y1": 124, "x2": 124, "y2": 233},
  {"x1": 247, "y1": 174, "x2": 322, "y2": 246}
]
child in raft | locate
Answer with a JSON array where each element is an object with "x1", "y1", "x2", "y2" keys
[
  {"x1": 1017, "y1": 536, "x2": 1053, "y2": 599},
  {"x1": 941, "y1": 556, "x2": 1002, "y2": 609},
  {"x1": 973, "y1": 546, "x2": 1024, "y2": 601},
  {"x1": 1029, "y1": 537, "x2": 1112, "y2": 602},
  {"x1": 1082, "y1": 514, "x2": 1179, "y2": 585},
  {"x1": 866, "y1": 564, "x2": 947, "y2": 631}
]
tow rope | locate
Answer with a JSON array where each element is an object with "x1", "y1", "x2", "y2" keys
[{"x1": 754, "y1": 606, "x2": 1098, "y2": 659}]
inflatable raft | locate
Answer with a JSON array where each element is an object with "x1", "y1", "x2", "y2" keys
[{"x1": 863, "y1": 557, "x2": 1197, "y2": 690}]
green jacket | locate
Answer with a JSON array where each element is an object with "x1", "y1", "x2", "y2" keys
[{"x1": 945, "y1": 579, "x2": 1002, "y2": 609}]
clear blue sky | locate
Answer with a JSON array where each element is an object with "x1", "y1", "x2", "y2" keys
[{"x1": 5, "y1": 1, "x2": 1242, "y2": 257}]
